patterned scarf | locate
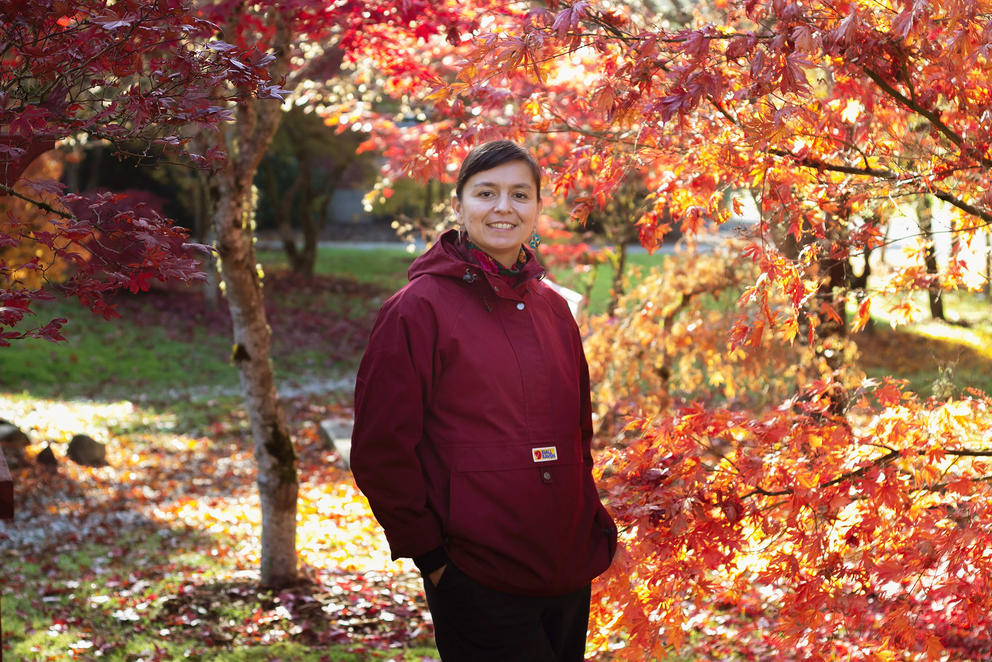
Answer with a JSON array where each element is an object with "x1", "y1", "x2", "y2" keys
[{"x1": 464, "y1": 239, "x2": 529, "y2": 279}]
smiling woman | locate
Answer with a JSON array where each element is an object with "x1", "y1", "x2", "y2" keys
[{"x1": 350, "y1": 140, "x2": 617, "y2": 661}]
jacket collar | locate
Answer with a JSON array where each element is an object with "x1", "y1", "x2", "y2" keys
[{"x1": 408, "y1": 229, "x2": 545, "y2": 290}]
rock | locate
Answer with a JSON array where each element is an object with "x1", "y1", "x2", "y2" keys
[
  {"x1": 0, "y1": 419, "x2": 31, "y2": 468},
  {"x1": 36, "y1": 444, "x2": 58, "y2": 467},
  {"x1": 318, "y1": 418, "x2": 353, "y2": 469},
  {"x1": 67, "y1": 434, "x2": 108, "y2": 467}
]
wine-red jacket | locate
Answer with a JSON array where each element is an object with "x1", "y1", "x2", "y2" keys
[{"x1": 351, "y1": 229, "x2": 617, "y2": 597}]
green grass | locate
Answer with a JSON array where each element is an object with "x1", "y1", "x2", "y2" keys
[
  {"x1": 263, "y1": 242, "x2": 671, "y2": 316},
  {"x1": 1, "y1": 246, "x2": 407, "y2": 402},
  {"x1": 855, "y1": 289, "x2": 992, "y2": 397},
  {"x1": 0, "y1": 297, "x2": 238, "y2": 401},
  {"x1": 5, "y1": 245, "x2": 990, "y2": 402},
  {"x1": 256, "y1": 245, "x2": 415, "y2": 289},
  {"x1": 542, "y1": 248, "x2": 670, "y2": 316},
  {"x1": 9, "y1": 244, "x2": 992, "y2": 402}
]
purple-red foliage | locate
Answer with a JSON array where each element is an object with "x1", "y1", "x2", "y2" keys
[{"x1": 1, "y1": 0, "x2": 277, "y2": 344}]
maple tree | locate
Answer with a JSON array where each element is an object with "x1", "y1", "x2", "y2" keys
[
  {"x1": 0, "y1": 0, "x2": 278, "y2": 345},
  {"x1": 359, "y1": 0, "x2": 992, "y2": 658},
  {"x1": 0, "y1": 152, "x2": 69, "y2": 292}
]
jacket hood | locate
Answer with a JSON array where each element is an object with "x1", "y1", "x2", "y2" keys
[{"x1": 408, "y1": 228, "x2": 545, "y2": 284}]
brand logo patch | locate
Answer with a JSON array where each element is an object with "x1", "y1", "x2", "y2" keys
[{"x1": 532, "y1": 446, "x2": 558, "y2": 463}]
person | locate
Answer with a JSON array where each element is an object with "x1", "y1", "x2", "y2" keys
[{"x1": 350, "y1": 139, "x2": 617, "y2": 661}]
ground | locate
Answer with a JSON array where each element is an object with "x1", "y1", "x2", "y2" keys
[
  {"x1": 1, "y1": 265, "x2": 440, "y2": 661},
  {"x1": 0, "y1": 391, "x2": 439, "y2": 661}
]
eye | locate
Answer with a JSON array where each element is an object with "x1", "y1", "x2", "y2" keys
[
  {"x1": 476, "y1": 190, "x2": 494, "y2": 198},
  {"x1": 513, "y1": 191, "x2": 530, "y2": 200}
]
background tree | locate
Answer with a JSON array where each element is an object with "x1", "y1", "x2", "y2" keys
[
  {"x1": 0, "y1": 0, "x2": 274, "y2": 344},
  {"x1": 258, "y1": 106, "x2": 374, "y2": 277},
  {"x1": 914, "y1": 194, "x2": 946, "y2": 321}
]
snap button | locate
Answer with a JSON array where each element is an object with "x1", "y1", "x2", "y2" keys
[
  {"x1": 542, "y1": 471, "x2": 552, "y2": 482},
  {"x1": 516, "y1": 302, "x2": 525, "y2": 310}
]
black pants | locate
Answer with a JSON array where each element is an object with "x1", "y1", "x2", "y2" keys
[{"x1": 422, "y1": 563, "x2": 591, "y2": 661}]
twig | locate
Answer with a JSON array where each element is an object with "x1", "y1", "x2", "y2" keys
[{"x1": 0, "y1": 183, "x2": 74, "y2": 220}]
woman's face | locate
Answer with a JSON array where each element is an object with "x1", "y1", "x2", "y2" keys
[{"x1": 453, "y1": 160, "x2": 540, "y2": 268}]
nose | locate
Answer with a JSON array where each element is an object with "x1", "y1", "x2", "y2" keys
[{"x1": 495, "y1": 192, "x2": 511, "y2": 212}]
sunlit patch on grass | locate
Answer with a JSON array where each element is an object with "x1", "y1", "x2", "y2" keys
[
  {"x1": 0, "y1": 395, "x2": 160, "y2": 445},
  {"x1": 297, "y1": 476, "x2": 412, "y2": 574},
  {"x1": 907, "y1": 320, "x2": 992, "y2": 361}
]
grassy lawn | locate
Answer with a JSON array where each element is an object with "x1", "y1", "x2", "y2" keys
[
  {"x1": 1, "y1": 296, "x2": 239, "y2": 401},
  {"x1": 1, "y1": 259, "x2": 395, "y2": 403},
  {"x1": 255, "y1": 245, "x2": 416, "y2": 289},
  {"x1": 855, "y1": 290, "x2": 992, "y2": 397}
]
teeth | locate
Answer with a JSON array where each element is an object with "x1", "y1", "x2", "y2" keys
[{"x1": 490, "y1": 223, "x2": 514, "y2": 229}]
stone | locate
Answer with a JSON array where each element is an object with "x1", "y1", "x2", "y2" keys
[
  {"x1": 318, "y1": 418, "x2": 353, "y2": 469},
  {"x1": 67, "y1": 434, "x2": 108, "y2": 467},
  {"x1": 0, "y1": 419, "x2": 30, "y2": 469},
  {"x1": 36, "y1": 444, "x2": 58, "y2": 467}
]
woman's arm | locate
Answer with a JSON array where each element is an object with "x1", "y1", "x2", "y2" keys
[{"x1": 351, "y1": 294, "x2": 444, "y2": 561}]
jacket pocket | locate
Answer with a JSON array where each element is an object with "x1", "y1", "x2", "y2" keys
[{"x1": 445, "y1": 440, "x2": 586, "y2": 589}]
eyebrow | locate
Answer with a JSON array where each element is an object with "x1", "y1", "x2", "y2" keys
[{"x1": 470, "y1": 181, "x2": 535, "y2": 190}]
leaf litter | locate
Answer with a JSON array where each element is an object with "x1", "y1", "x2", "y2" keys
[{"x1": 0, "y1": 391, "x2": 436, "y2": 659}]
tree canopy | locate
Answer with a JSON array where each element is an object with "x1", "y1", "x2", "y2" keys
[
  {"x1": 0, "y1": 0, "x2": 275, "y2": 343},
  {"x1": 360, "y1": 0, "x2": 992, "y2": 658}
]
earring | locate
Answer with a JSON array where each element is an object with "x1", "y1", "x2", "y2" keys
[{"x1": 528, "y1": 230, "x2": 541, "y2": 250}]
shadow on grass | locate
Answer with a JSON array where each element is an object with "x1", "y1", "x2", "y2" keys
[
  {"x1": 853, "y1": 325, "x2": 992, "y2": 397},
  {"x1": 156, "y1": 569, "x2": 433, "y2": 650}
]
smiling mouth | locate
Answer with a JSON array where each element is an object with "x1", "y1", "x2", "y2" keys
[{"x1": 488, "y1": 222, "x2": 516, "y2": 230}]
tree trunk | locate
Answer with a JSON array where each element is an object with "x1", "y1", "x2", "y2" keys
[
  {"x1": 915, "y1": 195, "x2": 945, "y2": 321},
  {"x1": 195, "y1": 170, "x2": 221, "y2": 308},
  {"x1": 213, "y1": 169, "x2": 298, "y2": 587},
  {"x1": 848, "y1": 245, "x2": 874, "y2": 333},
  {"x1": 294, "y1": 146, "x2": 317, "y2": 277},
  {"x1": 64, "y1": 148, "x2": 81, "y2": 193},
  {"x1": 207, "y1": 11, "x2": 298, "y2": 589},
  {"x1": 84, "y1": 143, "x2": 103, "y2": 190},
  {"x1": 269, "y1": 161, "x2": 304, "y2": 270},
  {"x1": 817, "y1": 254, "x2": 848, "y2": 338},
  {"x1": 986, "y1": 228, "x2": 991, "y2": 299}
]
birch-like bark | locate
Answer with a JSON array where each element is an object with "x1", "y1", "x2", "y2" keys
[{"x1": 209, "y1": 11, "x2": 298, "y2": 588}]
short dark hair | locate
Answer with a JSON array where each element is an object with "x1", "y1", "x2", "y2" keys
[{"x1": 454, "y1": 140, "x2": 541, "y2": 200}]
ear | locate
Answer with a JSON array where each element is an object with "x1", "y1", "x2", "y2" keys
[{"x1": 452, "y1": 194, "x2": 463, "y2": 224}]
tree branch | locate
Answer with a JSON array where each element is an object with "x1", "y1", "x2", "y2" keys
[
  {"x1": 766, "y1": 148, "x2": 992, "y2": 227},
  {"x1": 931, "y1": 190, "x2": 992, "y2": 227},
  {"x1": 0, "y1": 182, "x2": 73, "y2": 220},
  {"x1": 767, "y1": 148, "x2": 898, "y2": 180},
  {"x1": 860, "y1": 64, "x2": 992, "y2": 171},
  {"x1": 741, "y1": 450, "x2": 900, "y2": 500}
]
